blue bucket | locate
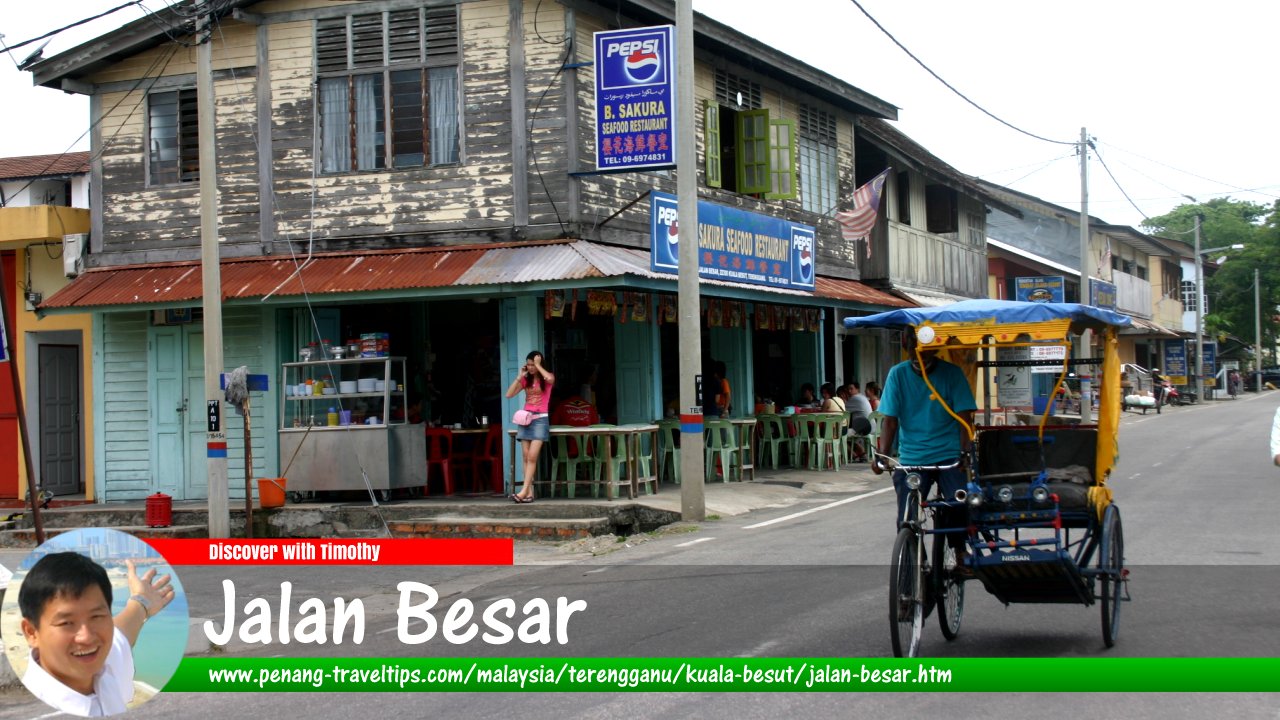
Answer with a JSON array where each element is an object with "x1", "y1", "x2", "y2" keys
[{"x1": 1032, "y1": 396, "x2": 1050, "y2": 415}]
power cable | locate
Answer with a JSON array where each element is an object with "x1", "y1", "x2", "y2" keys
[
  {"x1": 846, "y1": 0, "x2": 1075, "y2": 146},
  {"x1": 532, "y1": 0, "x2": 569, "y2": 45},
  {"x1": 1097, "y1": 140, "x2": 1280, "y2": 200},
  {"x1": 529, "y1": 42, "x2": 574, "y2": 235},
  {"x1": 0, "y1": 1, "x2": 144, "y2": 53},
  {"x1": 1090, "y1": 142, "x2": 1148, "y2": 222}
]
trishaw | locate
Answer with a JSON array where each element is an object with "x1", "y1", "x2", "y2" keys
[{"x1": 844, "y1": 299, "x2": 1132, "y2": 657}]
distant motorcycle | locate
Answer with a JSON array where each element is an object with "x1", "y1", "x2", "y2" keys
[{"x1": 1164, "y1": 382, "x2": 1192, "y2": 406}]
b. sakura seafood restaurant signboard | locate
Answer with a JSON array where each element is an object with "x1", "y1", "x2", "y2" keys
[
  {"x1": 594, "y1": 25, "x2": 675, "y2": 171},
  {"x1": 650, "y1": 191, "x2": 816, "y2": 292}
]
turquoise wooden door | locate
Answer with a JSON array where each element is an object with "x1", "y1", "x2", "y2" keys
[
  {"x1": 151, "y1": 326, "x2": 206, "y2": 500},
  {"x1": 615, "y1": 311, "x2": 654, "y2": 424},
  {"x1": 151, "y1": 327, "x2": 186, "y2": 499}
]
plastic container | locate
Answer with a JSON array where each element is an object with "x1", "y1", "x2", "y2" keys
[
  {"x1": 339, "y1": 410, "x2": 353, "y2": 425},
  {"x1": 258, "y1": 477, "x2": 287, "y2": 508},
  {"x1": 145, "y1": 492, "x2": 172, "y2": 528},
  {"x1": 327, "y1": 408, "x2": 339, "y2": 426}
]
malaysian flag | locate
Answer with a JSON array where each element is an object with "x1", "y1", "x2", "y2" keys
[
  {"x1": 1097, "y1": 237, "x2": 1112, "y2": 277},
  {"x1": 835, "y1": 168, "x2": 892, "y2": 259}
]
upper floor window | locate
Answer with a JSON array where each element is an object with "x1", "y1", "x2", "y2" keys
[
  {"x1": 1181, "y1": 279, "x2": 1197, "y2": 311},
  {"x1": 148, "y1": 88, "x2": 198, "y2": 185},
  {"x1": 798, "y1": 105, "x2": 837, "y2": 214},
  {"x1": 703, "y1": 69, "x2": 795, "y2": 199},
  {"x1": 316, "y1": 7, "x2": 459, "y2": 173}
]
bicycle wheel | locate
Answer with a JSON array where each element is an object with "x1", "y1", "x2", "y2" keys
[
  {"x1": 889, "y1": 527, "x2": 924, "y2": 658},
  {"x1": 933, "y1": 533, "x2": 965, "y2": 640},
  {"x1": 1099, "y1": 505, "x2": 1124, "y2": 647}
]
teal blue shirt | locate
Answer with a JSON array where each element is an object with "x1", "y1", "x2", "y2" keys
[{"x1": 878, "y1": 358, "x2": 977, "y2": 465}]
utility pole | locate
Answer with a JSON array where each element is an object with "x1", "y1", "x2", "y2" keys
[
  {"x1": 1193, "y1": 213, "x2": 1204, "y2": 404},
  {"x1": 675, "y1": 0, "x2": 705, "y2": 521},
  {"x1": 198, "y1": 0, "x2": 229, "y2": 537},
  {"x1": 1256, "y1": 267, "x2": 1263, "y2": 393},
  {"x1": 1077, "y1": 127, "x2": 1092, "y2": 423}
]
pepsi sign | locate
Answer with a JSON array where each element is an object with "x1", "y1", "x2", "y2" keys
[
  {"x1": 650, "y1": 191, "x2": 816, "y2": 292},
  {"x1": 595, "y1": 26, "x2": 676, "y2": 171}
]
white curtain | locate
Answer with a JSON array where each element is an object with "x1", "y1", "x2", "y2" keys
[
  {"x1": 353, "y1": 74, "x2": 380, "y2": 170},
  {"x1": 429, "y1": 67, "x2": 458, "y2": 165},
  {"x1": 319, "y1": 78, "x2": 350, "y2": 173}
]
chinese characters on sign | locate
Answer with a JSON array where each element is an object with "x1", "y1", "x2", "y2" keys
[
  {"x1": 594, "y1": 26, "x2": 675, "y2": 171},
  {"x1": 649, "y1": 191, "x2": 816, "y2": 292}
]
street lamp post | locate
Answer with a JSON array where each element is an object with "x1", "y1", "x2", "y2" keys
[{"x1": 1193, "y1": 232, "x2": 1245, "y2": 400}]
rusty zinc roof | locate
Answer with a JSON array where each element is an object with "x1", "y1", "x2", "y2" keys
[{"x1": 42, "y1": 239, "x2": 914, "y2": 310}]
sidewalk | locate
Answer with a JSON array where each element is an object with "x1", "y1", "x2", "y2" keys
[{"x1": 0, "y1": 461, "x2": 885, "y2": 547}]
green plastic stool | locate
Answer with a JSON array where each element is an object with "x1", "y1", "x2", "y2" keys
[{"x1": 704, "y1": 419, "x2": 739, "y2": 482}]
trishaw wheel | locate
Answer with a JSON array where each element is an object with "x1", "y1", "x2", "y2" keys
[
  {"x1": 889, "y1": 527, "x2": 924, "y2": 658},
  {"x1": 933, "y1": 533, "x2": 965, "y2": 641},
  {"x1": 1099, "y1": 506, "x2": 1124, "y2": 647}
]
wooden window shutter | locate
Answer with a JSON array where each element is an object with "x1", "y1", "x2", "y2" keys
[
  {"x1": 704, "y1": 99, "x2": 721, "y2": 188},
  {"x1": 765, "y1": 118, "x2": 796, "y2": 200},
  {"x1": 735, "y1": 109, "x2": 770, "y2": 194}
]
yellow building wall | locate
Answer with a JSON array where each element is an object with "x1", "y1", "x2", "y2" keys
[{"x1": 12, "y1": 244, "x2": 96, "y2": 501}]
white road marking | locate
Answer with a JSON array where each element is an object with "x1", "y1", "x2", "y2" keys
[
  {"x1": 1153, "y1": 462, "x2": 1162, "y2": 467},
  {"x1": 674, "y1": 537, "x2": 715, "y2": 548},
  {"x1": 584, "y1": 568, "x2": 609, "y2": 574},
  {"x1": 743, "y1": 486, "x2": 895, "y2": 529}
]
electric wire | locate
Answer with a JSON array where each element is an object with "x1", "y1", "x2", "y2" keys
[
  {"x1": 1098, "y1": 140, "x2": 1280, "y2": 200},
  {"x1": 846, "y1": 0, "x2": 1075, "y2": 147},
  {"x1": 0, "y1": 40, "x2": 182, "y2": 207},
  {"x1": 998, "y1": 153, "x2": 1073, "y2": 188},
  {"x1": 0, "y1": 1, "x2": 145, "y2": 53},
  {"x1": 532, "y1": 0, "x2": 569, "y2": 45},
  {"x1": 1090, "y1": 142, "x2": 1149, "y2": 222},
  {"x1": 529, "y1": 42, "x2": 574, "y2": 235}
]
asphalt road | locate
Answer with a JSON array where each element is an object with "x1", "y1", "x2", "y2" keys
[{"x1": 3, "y1": 393, "x2": 1279, "y2": 718}]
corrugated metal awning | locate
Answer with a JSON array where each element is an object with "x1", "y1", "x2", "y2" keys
[
  {"x1": 42, "y1": 239, "x2": 911, "y2": 311},
  {"x1": 1119, "y1": 316, "x2": 1180, "y2": 338}
]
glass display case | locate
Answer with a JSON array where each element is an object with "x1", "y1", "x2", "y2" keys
[{"x1": 278, "y1": 357, "x2": 424, "y2": 500}]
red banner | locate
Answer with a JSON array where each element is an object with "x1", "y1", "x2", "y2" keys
[{"x1": 145, "y1": 538, "x2": 513, "y2": 566}]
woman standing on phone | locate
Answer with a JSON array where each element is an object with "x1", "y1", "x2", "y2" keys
[{"x1": 507, "y1": 351, "x2": 554, "y2": 502}]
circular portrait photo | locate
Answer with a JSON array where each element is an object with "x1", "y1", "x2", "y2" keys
[{"x1": 1, "y1": 529, "x2": 189, "y2": 717}]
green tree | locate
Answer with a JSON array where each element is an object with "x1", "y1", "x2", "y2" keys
[{"x1": 1143, "y1": 199, "x2": 1280, "y2": 369}]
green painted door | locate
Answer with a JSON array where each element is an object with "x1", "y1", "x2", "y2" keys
[
  {"x1": 615, "y1": 311, "x2": 654, "y2": 424},
  {"x1": 151, "y1": 326, "x2": 206, "y2": 500},
  {"x1": 151, "y1": 327, "x2": 186, "y2": 499}
]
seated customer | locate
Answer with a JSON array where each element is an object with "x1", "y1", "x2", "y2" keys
[
  {"x1": 820, "y1": 382, "x2": 846, "y2": 413},
  {"x1": 796, "y1": 383, "x2": 820, "y2": 409},
  {"x1": 551, "y1": 394, "x2": 599, "y2": 456},
  {"x1": 18, "y1": 553, "x2": 175, "y2": 717}
]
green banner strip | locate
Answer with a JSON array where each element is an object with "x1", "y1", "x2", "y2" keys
[{"x1": 169, "y1": 657, "x2": 1280, "y2": 692}]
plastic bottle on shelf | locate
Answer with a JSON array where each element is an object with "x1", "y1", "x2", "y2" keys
[{"x1": 327, "y1": 407, "x2": 339, "y2": 426}]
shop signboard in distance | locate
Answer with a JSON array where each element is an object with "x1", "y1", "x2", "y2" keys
[
  {"x1": 1163, "y1": 341, "x2": 1188, "y2": 386},
  {"x1": 649, "y1": 191, "x2": 816, "y2": 292},
  {"x1": 594, "y1": 25, "x2": 675, "y2": 171},
  {"x1": 1015, "y1": 276, "x2": 1065, "y2": 303}
]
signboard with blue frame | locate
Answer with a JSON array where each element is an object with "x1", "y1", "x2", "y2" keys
[
  {"x1": 650, "y1": 191, "x2": 816, "y2": 291},
  {"x1": 1202, "y1": 340, "x2": 1218, "y2": 387},
  {"x1": 1015, "y1": 276, "x2": 1065, "y2": 303},
  {"x1": 594, "y1": 25, "x2": 675, "y2": 171},
  {"x1": 1163, "y1": 340, "x2": 1188, "y2": 386},
  {"x1": 1090, "y1": 278, "x2": 1117, "y2": 310}
]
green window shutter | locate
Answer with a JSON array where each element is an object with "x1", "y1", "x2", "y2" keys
[
  {"x1": 704, "y1": 99, "x2": 721, "y2": 188},
  {"x1": 765, "y1": 119, "x2": 797, "y2": 200},
  {"x1": 736, "y1": 108, "x2": 770, "y2": 195}
]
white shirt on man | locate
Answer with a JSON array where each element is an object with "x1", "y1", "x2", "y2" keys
[{"x1": 23, "y1": 626, "x2": 135, "y2": 717}]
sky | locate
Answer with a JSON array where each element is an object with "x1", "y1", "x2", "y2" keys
[{"x1": 0, "y1": 0, "x2": 1277, "y2": 229}]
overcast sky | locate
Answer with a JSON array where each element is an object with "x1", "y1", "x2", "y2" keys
[{"x1": 1, "y1": 0, "x2": 1276, "y2": 229}]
